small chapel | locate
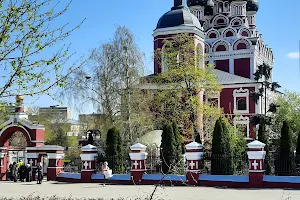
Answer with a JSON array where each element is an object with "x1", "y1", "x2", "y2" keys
[{"x1": 146, "y1": 0, "x2": 274, "y2": 141}]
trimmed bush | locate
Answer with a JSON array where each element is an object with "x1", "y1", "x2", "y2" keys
[
  {"x1": 275, "y1": 121, "x2": 295, "y2": 175},
  {"x1": 211, "y1": 118, "x2": 233, "y2": 175},
  {"x1": 105, "y1": 127, "x2": 124, "y2": 174},
  {"x1": 161, "y1": 123, "x2": 176, "y2": 174}
]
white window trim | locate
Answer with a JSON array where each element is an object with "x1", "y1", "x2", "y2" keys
[
  {"x1": 233, "y1": 88, "x2": 249, "y2": 114},
  {"x1": 234, "y1": 115, "x2": 250, "y2": 139}
]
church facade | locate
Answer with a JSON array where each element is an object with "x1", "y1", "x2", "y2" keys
[{"x1": 149, "y1": 0, "x2": 274, "y2": 141}]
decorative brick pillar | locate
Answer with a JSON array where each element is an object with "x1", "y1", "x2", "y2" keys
[
  {"x1": 0, "y1": 147, "x2": 7, "y2": 181},
  {"x1": 47, "y1": 149, "x2": 65, "y2": 181},
  {"x1": 80, "y1": 144, "x2": 97, "y2": 182},
  {"x1": 129, "y1": 143, "x2": 148, "y2": 184},
  {"x1": 185, "y1": 142, "x2": 203, "y2": 185},
  {"x1": 247, "y1": 140, "x2": 266, "y2": 188},
  {"x1": 26, "y1": 152, "x2": 39, "y2": 181}
]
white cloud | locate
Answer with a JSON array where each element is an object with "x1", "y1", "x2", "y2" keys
[{"x1": 287, "y1": 52, "x2": 300, "y2": 59}]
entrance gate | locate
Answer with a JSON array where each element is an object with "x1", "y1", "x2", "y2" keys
[{"x1": 0, "y1": 94, "x2": 65, "y2": 181}]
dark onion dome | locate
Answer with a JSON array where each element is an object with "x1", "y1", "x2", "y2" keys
[
  {"x1": 206, "y1": 0, "x2": 214, "y2": 7},
  {"x1": 187, "y1": 0, "x2": 207, "y2": 7},
  {"x1": 246, "y1": 0, "x2": 259, "y2": 12},
  {"x1": 156, "y1": 1, "x2": 202, "y2": 30}
]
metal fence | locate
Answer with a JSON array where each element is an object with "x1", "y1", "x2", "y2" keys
[{"x1": 265, "y1": 153, "x2": 300, "y2": 176}]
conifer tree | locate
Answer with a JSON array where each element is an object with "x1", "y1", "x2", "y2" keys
[
  {"x1": 106, "y1": 127, "x2": 124, "y2": 173},
  {"x1": 275, "y1": 121, "x2": 294, "y2": 175},
  {"x1": 172, "y1": 121, "x2": 184, "y2": 173},
  {"x1": 296, "y1": 133, "x2": 300, "y2": 165},
  {"x1": 211, "y1": 118, "x2": 222, "y2": 174},
  {"x1": 211, "y1": 118, "x2": 233, "y2": 175},
  {"x1": 221, "y1": 119, "x2": 233, "y2": 175},
  {"x1": 161, "y1": 124, "x2": 176, "y2": 174}
]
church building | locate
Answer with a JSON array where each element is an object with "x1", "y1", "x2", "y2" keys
[{"x1": 147, "y1": 0, "x2": 274, "y2": 141}]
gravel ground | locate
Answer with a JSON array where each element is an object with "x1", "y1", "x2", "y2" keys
[{"x1": 0, "y1": 181, "x2": 300, "y2": 200}]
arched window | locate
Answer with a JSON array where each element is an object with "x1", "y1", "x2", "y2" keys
[
  {"x1": 224, "y1": 2, "x2": 230, "y2": 12},
  {"x1": 209, "y1": 32, "x2": 217, "y2": 38},
  {"x1": 241, "y1": 31, "x2": 249, "y2": 37},
  {"x1": 225, "y1": 31, "x2": 234, "y2": 37},
  {"x1": 233, "y1": 39, "x2": 250, "y2": 50},
  {"x1": 216, "y1": 45, "x2": 226, "y2": 52},
  {"x1": 213, "y1": 41, "x2": 229, "y2": 52},
  {"x1": 217, "y1": 18, "x2": 225, "y2": 25},
  {"x1": 197, "y1": 44, "x2": 204, "y2": 68},
  {"x1": 237, "y1": 43, "x2": 247, "y2": 50},
  {"x1": 205, "y1": 44, "x2": 210, "y2": 53},
  {"x1": 218, "y1": 2, "x2": 223, "y2": 13},
  {"x1": 237, "y1": 99, "x2": 247, "y2": 110}
]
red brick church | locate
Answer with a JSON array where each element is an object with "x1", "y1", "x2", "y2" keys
[{"x1": 144, "y1": 0, "x2": 274, "y2": 141}]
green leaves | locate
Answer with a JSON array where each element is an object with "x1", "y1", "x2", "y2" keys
[{"x1": 0, "y1": 0, "x2": 85, "y2": 99}]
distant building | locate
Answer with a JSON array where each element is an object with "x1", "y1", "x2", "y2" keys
[
  {"x1": 78, "y1": 113, "x2": 106, "y2": 130},
  {"x1": 39, "y1": 106, "x2": 72, "y2": 121}
]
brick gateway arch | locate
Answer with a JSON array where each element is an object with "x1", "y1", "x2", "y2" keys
[{"x1": 0, "y1": 95, "x2": 65, "y2": 181}]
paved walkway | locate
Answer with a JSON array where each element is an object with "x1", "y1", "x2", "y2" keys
[{"x1": 0, "y1": 181, "x2": 300, "y2": 200}]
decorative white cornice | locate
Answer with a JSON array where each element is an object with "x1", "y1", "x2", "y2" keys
[
  {"x1": 234, "y1": 115, "x2": 249, "y2": 122},
  {"x1": 153, "y1": 25, "x2": 205, "y2": 39},
  {"x1": 233, "y1": 88, "x2": 249, "y2": 96},
  {"x1": 129, "y1": 152, "x2": 148, "y2": 161}
]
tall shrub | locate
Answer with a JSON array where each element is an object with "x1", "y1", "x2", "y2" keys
[
  {"x1": 211, "y1": 118, "x2": 233, "y2": 175},
  {"x1": 296, "y1": 133, "x2": 300, "y2": 165},
  {"x1": 161, "y1": 124, "x2": 176, "y2": 174},
  {"x1": 172, "y1": 121, "x2": 184, "y2": 173},
  {"x1": 275, "y1": 121, "x2": 295, "y2": 175},
  {"x1": 211, "y1": 118, "x2": 222, "y2": 174},
  {"x1": 221, "y1": 119, "x2": 233, "y2": 175},
  {"x1": 106, "y1": 127, "x2": 124, "y2": 173}
]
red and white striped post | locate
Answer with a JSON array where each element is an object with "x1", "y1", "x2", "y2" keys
[
  {"x1": 129, "y1": 143, "x2": 148, "y2": 184},
  {"x1": 247, "y1": 140, "x2": 266, "y2": 187},
  {"x1": 185, "y1": 142, "x2": 203, "y2": 185},
  {"x1": 80, "y1": 144, "x2": 97, "y2": 182}
]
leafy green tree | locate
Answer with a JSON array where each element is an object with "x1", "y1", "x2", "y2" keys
[
  {"x1": 64, "y1": 26, "x2": 153, "y2": 144},
  {"x1": 271, "y1": 91, "x2": 300, "y2": 149},
  {"x1": 161, "y1": 124, "x2": 176, "y2": 174},
  {"x1": 152, "y1": 33, "x2": 221, "y2": 142},
  {"x1": 47, "y1": 122, "x2": 68, "y2": 147},
  {"x1": 105, "y1": 127, "x2": 124, "y2": 174},
  {"x1": 275, "y1": 121, "x2": 295, "y2": 175},
  {"x1": 0, "y1": 0, "x2": 85, "y2": 99}
]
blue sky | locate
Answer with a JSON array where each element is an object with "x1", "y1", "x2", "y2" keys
[{"x1": 19, "y1": 0, "x2": 300, "y2": 117}]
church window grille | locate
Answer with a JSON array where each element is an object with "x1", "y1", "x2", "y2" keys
[{"x1": 237, "y1": 98, "x2": 247, "y2": 111}]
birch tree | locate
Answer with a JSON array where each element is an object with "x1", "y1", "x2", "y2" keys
[{"x1": 0, "y1": 0, "x2": 85, "y2": 101}]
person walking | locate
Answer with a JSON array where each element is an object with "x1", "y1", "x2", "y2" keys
[
  {"x1": 12, "y1": 162, "x2": 18, "y2": 182},
  {"x1": 25, "y1": 164, "x2": 32, "y2": 182},
  {"x1": 101, "y1": 161, "x2": 112, "y2": 186},
  {"x1": 19, "y1": 163, "x2": 26, "y2": 182},
  {"x1": 37, "y1": 162, "x2": 43, "y2": 184}
]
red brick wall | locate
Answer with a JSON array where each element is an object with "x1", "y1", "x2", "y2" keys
[{"x1": 234, "y1": 58, "x2": 250, "y2": 78}]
